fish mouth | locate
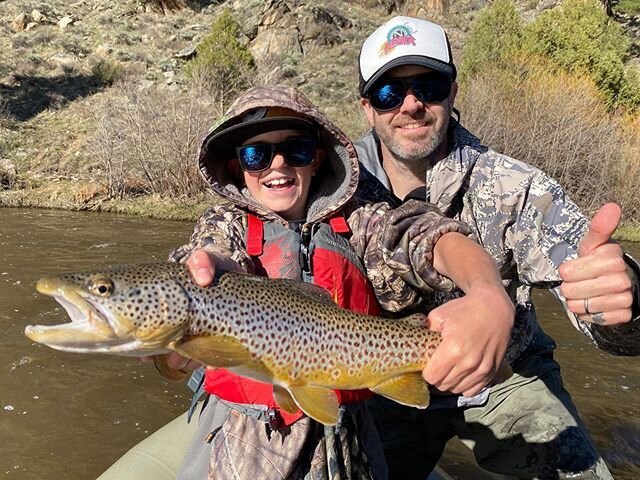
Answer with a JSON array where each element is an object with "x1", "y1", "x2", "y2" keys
[{"x1": 24, "y1": 277, "x2": 149, "y2": 355}]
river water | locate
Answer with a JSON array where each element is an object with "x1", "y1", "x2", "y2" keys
[{"x1": 1, "y1": 207, "x2": 639, "y2": 479}]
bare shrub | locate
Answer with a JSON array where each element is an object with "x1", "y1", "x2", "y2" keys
[
  {"x1": 88, "y1": 78, "x2": 219, "y2": 199},
  {"x1": 615, "y1": 115, "x2": 640, "y2": 223},
  {"x1": 459, "y1": 56, "x2": 628, "y2": 216}
]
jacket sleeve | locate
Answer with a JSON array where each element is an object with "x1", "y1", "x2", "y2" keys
[
  {"x1": 168, "y1": 204, "x2": 254, "y2": 273},
  {"x1": 346, "y1": 199, "x2": 473, "y2": 312},
  {"x1": 500, "y1": 166, "x2": 640, "y2": 355}
]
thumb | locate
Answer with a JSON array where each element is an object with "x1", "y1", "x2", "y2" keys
[
  {"x1": 426, "y1": 308, "x2": 447, "y2": 332},
  {"x1": 187, "y1": 250, "x2": 216, "y2": 286},
  {"x1": 578, "y1": 203, "x2": 621, "y2": 257}
]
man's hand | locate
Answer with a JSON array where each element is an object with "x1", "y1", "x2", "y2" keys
[
  {"x1": 559, "y1": 203, "x2": 633, "y2": 326},
  {"x1": 422, "y1": 285, "x2": 514, "y2": 397}
]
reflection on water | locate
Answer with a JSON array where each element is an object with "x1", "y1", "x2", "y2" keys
[
  {"x1": 1, "y1": 208, "x2": 194, "y2": 479},
  {"x1": 1, "y1": 208, "x2": 639, "y2": 479}
]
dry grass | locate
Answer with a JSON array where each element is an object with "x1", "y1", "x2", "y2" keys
[
  {"x1": 459, "y1": 56, "x2": 638, "y2": 217},
  {"x1": 88, "y1": 77, "x2": 218, "y2": 199}
]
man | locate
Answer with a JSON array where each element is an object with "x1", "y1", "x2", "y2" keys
[{"x1": 355, "y1": 15, "x2": 640, "y2": 480}]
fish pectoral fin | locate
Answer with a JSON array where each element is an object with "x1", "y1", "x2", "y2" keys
[
  {"x1": 152, "y1": 354, "x2": 188, "y2": 382},
  {"x1": 273, "y1": 385, "x2": 300, "y2": 415},
  {"x1": 371, "y1": 372, "x2": 430, "y2": 408},
  {"x1": 172, "y1": 335, "x2": 253, "y2": 368},
  {"x1": 288, "y1": 385, "x2": 340, "y2": 426}
]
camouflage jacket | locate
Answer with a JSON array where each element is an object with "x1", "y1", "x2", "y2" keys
[
  {"x1": 170, "y1": 85, "x2": 470, "y2": 311},
  {"x1": 356, "y1": 123, "x2": 640, "y2": 361}
]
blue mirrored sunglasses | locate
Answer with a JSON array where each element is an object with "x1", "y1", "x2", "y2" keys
[
  {"x1": 367, "y1": 73, "x2": 452, "y2": 112},
  {"x1": 236, "y1": 137, "x2": 317, "y2": 172}
]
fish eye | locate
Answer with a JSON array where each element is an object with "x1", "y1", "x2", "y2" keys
[{"x1": 88, "y1": 277, "x2": 114, "y2": 297}]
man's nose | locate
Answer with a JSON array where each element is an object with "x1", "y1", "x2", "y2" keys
[{"x1": 399, "y1": 88, "x2": 425, "y2": 114}]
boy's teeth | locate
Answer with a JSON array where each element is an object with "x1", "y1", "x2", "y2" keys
[{"x1": 266, "y1": 178, "x2": 292, "y2": 188}]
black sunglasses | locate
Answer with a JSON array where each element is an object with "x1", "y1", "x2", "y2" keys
[
  {"x1": 367, "y1": 73, "x2": 452, "y2": 112},
  {"x1": 236, "y1": 137, "x2": 317, "y2": 172}
]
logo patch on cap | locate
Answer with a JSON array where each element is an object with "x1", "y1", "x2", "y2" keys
[{"x1": 380, "y1": 24, "x2": 416, "y2": 55}]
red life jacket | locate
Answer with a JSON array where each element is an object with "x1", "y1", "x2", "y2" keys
[{"x1": 204, "y1": 213, "x2": 379, "y2": 426}]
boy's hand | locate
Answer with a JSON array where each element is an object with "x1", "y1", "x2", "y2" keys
[
  {"x1": 187, "y1": 249, "x2": 218, "y2": 287},
  {"x1": 423, "y1": 285, "x2": 514, "y2": 397}
]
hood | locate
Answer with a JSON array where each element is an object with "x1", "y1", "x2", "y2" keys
[{"x1": 198, "y1": 85, "x2": 359, "y2": 223}]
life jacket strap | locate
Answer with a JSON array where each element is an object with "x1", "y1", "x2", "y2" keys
[{"x1": 246, "y1": 213, "x2": 264, "y2": 256}]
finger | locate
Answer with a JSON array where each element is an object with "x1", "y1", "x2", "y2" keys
[
  {"x1": 422, "y1": 351, "x2": 455, "y2": 387},
  {"x1": 578, "y1": 308, "x2": 632, "y2": 326},
  {"x1": 165, "y1": 352, "x2": 192, "y2": 370},
  {"x1": 187, "y1": 250, "x2": 216, "y2": 287},
  {"x1": 565, "y1": 291, "x2": 633, "y2": 315},
  {"x1": 443, "y1": 360, "x2": 493, "y2": 395},
  {"x1": 558, "y1": 244, "x2": 624, "y2": 282},
  {"x1": 425, "y1": 308, "x2": 449, "y2": 332},
  {"x1": 578, "y1": 203, "x2": 621, "y2": 257},
  {"x1": 559, "y1": 273, "x2": 632, "y2": 300},
  {"x1": 461, "y1": 382, "x2": 488, "y2": 398}
]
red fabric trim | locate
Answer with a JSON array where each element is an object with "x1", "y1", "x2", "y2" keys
[
  {"x1": 246, "y1": 214, "x2": 263, "y2": 256},
  {"x1": 329, "y1": 215, "x2": 350, "y2": 234},
  {"x1": 206, "y1": 221, "x2": 382, "y2": 423},
  {"x1": 205, "y1": 369, "x2": 304, "y2": 425}
]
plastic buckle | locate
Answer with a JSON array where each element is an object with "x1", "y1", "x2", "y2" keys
[{"x1": 267, "y1": 409, "x2": 282, "y2": 430}]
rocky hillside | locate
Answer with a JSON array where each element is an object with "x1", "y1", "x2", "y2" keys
[{"x1": 0, "y1": 0, "x2": 638, "y2": 216}]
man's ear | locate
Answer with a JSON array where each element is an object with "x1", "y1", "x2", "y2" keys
[
  {"x1": 360, "y1": 97, "x2": 375, "y2": 127},
  {"x1": 450, "y1": 81, "x2": 459, "y2": 104}
]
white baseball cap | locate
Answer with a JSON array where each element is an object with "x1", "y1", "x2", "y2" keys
[{"x1": 358, "y1": 16, "x2": 457, "y2": 96}]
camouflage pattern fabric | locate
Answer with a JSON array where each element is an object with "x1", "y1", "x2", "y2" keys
[
  {"x1": 356, "y1": 122, "x2": 640, "y2": 361},
  {"x1": 355, "y1": 122, "x2": 632, "y2": 479},
  {"x1": 207, "y1": 406, "x2": 374, "y2": 480},
  {"x1": 173, "y1": 85, "x2": 472, "y2": 480}
]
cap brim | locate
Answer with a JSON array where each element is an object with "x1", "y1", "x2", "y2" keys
[
  {"x1": 360, "y1": 55, "x2": 456, "y2": 96},
  {"x1": 205, "y1": 117, "x2": 317, "y2": 155}
]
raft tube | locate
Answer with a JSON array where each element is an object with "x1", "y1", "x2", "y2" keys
[{"x1": 96, "y1": 407, "x2": 454, "y2": 480}]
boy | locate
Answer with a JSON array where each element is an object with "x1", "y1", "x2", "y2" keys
[{"x1": 170, "y1": 84, "x2": 513, "y2": 480}]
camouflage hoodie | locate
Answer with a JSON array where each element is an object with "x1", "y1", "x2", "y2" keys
[
  {"x1": 171, "y1": 85, "x2": 471, "y2": 310},
  {"x1": 356, "y1": 122, "x2": 640, "y2": 362}
]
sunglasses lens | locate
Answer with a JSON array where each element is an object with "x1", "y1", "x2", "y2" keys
[
  {"x1": 236, "y1": 137, "x2": 317, "y2": 172},
  {"x1": 237, "y1": 145, "x2": 270, "y2": 171},
  {"x1": 281, "y1": 137, "x2": 317, "y2": 167},
  {"x1": 413, "y1": 75, "x2": 451, "y2": 103},
  {"x1": 368, "y1": 74, "x2": 451, "y2": 111},
  {"x1": 369, "y1": 80, "x2": 404, "y2": 111}
]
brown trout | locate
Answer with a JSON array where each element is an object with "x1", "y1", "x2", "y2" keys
[{"x1": 25, "y1": 263, "x2": 465, "y2": 425}]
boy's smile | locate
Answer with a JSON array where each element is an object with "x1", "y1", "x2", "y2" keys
[{"x1": 238, "y1": 129, "x2": 322, "y2": 221}]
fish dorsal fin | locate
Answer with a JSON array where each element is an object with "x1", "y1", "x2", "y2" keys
[
  {"x1": 273, "y1": 385, "x2": 300, "y2": 415},
  {"x1": 371, "y1": 373, "x2": 430, "y2": 408},
  {"x1": 284, "y1": 280, "x2": 335, "y2": 306},
  {"x1": 223, "y1": 272, "x2": 336, "y2": 306},
  {"x1": 398, "y1": 313, "x2": 429, "y2": 328},
  {"x1": 171, "y1": 335, "x2": 253, "y2": 368},
  {"x1": 288, "y1": 385, "x2": 340, "y2": 426}
]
